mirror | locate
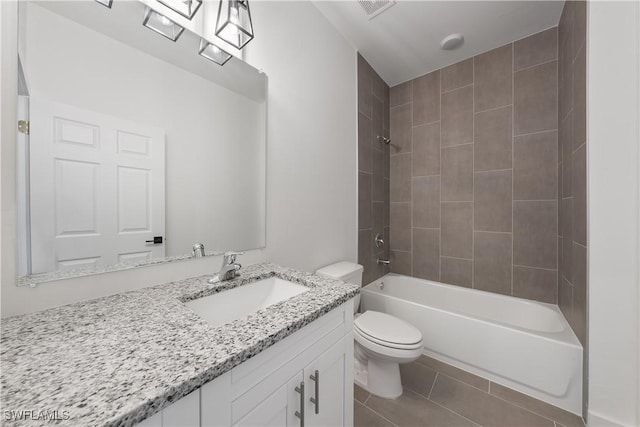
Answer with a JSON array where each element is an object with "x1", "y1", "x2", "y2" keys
[{"x1": 16, "y1": 1, "x2": 266, "y2": 283}]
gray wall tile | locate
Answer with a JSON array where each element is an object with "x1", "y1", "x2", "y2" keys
[
  {"x1": 441, "y1": 58, "x2": 473, "y2": 92},
  {"x1": 390, "y1": 250, "x2": 412, "y2": 275},
  {"x1": 513, "y1": 266, "x2": 558, "y2": 304},
  {"x1": 413, "y1": 70, "x2": 440, "y2": 126},
  {"x1": 412, "y1": 123, "x2": 440, "y2": 176},
  {"x1": 413, "y1": 176, "x2": 440, "y2": 229},
  {"x1": 390, "y1": 153, "x2": 412, "y2": 202},
  {"x1": 474, "y1": 170, "x2": 513, "y2": 232},
  {"x1": 473, "y1": 232, "x2": 512, "y2": 295},
  {"x1": 514, "y1": 61, "x2": 558, "y2": 135},
  {"x1": 358, "y1": 172, "x2": 372, "y2": 230},
  {"x1": 390, "y1": 104, "x2": 412, "y2": 153},
  {"x1": 514, "y1": 130, "x2": 558, "y2": 200},
  {"x1": 561, "y1": 197, "x2": 573, "y2": 282},
  {"x1": 390, "y1": 81, "x2": 412, "y2": 107},
  {"x1": 561, "y1": 113, "x2": 573, "y2": 197},
  {"x1": 441, "y1": 86, "x2": 473, "y2": 147},
  {"x1": 440, "y1": 257, "x2": 472, "y2": 288},
  {"x1": 372, "y1": 148, "x2": 384, "y2": 202},
  {"x1": 442, "y1": 144, "x2": 473, "y2": 201},
  {"x1": 514, "y1": 200, "x2": 558, "y2": 269},
  {"x1": 357, "y1": 54, "x2": 372, "y2": 117},
  {"x1": 474, "y1": 44, "x2": 513, "y2": 112},
  {"x1": 474, "y1": 106, "x2": 512, "y2": 171},
  {"x1": 573, "y1": 144, "x2": 587, "y2": 246},
  {"x1": 413, "y1": 228, "x2": 440, "y2": 281},
  {"x1": 358, "y1": 113, "x2": 372, "y2": 173},
  {"x1": 441, "y1": 202, "x2": 473, "y2": 258},
  {"x1": 514, "y1": 27, "x2": 558, "y2": 71},
  {"x1": 390, "y1": 202, "x2": 412, "y2": 251}
]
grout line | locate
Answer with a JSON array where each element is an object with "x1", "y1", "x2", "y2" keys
[
  {"x1": 362, "y1": 392, "x2": 371, "y2": 405},
  {"x1": 440, "y1": 255, "x2": 473, "y2": 261},
  {"x1": 412, "y1": 119, "x2": 440, "y2": 129},
  {"x1": 413, "y1": 173, "x2": 441, "y2": 178},
  {"x1": 474, "y1": 167, "x2": 513, "y2": 174},
  {"x1": 441, "y1": 141, "x2": 474, "y2": 150},
  {"x1": 474, "y1": 103, "x2": 513, "y2": 115},
  {"x1": 427, "y1": 397, "x2": 483, "y2": 427},
  {"x1": 513, "y1": 264, "x2": 557, "y2": 272},
  {"x1": 474, "y1": 230, "x2": 512, "y2": 235},
  {"x1": 514, "y1": 128, "x2": 559, "y2": 138},
  {"x1": 511, "y1": 40, "x2": 515, "y2": 297},
  {"x1": 427, "y1": 372, "x2": 439, "y2": 399},
  {"x1": 487, "y1": 386, "x2": 571, "y2": 427},
  {"x1": 471, "y1": 56, "x2": 476, "y2": 290},
  {"x1": 440, "y1": 82, "x2": 474, "y2": 95},
  {"x1": 441, "y1": 200, "x2": 473, "y2": 204},
  {"x1": 514, "y1": 57, "x2": 559, "y2": 74},
  {"x1": 513, "y1": 198, "x2": 559, "y2": 202},
  {"x1": 390, "y1": 101, "x2": 412, "y2": 110},
  {"x1": 439, "y1": 69, "x2": 443, "y2": 281}
]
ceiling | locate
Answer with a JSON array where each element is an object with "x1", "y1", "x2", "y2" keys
[{"x1": 312, "y1": 1, "x2": 564, "y2": 86}]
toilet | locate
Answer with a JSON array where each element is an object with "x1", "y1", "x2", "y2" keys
[{"x1": 315, "y1": 262, "x2": 423, "y2": 399}]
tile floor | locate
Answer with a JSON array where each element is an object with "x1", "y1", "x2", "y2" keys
[{"x1": 354, "y1": 355, "x2": 585, "y2": 427}]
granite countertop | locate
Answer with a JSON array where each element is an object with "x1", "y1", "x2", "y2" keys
[{"x1": 1, "y1": 263, "x2": 359, "y2": 427}]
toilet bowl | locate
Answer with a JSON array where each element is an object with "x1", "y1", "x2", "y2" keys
[{"x1": 315, "y1": 262, "x2": 423, "y2": 399}]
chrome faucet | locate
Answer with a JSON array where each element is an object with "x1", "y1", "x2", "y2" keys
[
  {"x1": 376, "y1": 258, "x2": 390, "y2": 265},
  {"x1": 208, "y1": 251, "x2": 244, "y2": 284}
]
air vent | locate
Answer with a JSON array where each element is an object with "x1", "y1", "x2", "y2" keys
[{"x1": 358, "y1": 0, "x2": 396, "y2": 20}]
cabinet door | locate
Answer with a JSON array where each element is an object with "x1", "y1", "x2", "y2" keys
[
  {"x1": 304, "y1": 339, "x2": 347, "y2": 427},
  {"x1": 234, "y1": 371, "x2": 304, "y2": 427}
]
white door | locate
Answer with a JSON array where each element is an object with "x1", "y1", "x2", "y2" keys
[
  {"x1": 29, "y1": 99, "x2": 165, "y2": 274},
  {"x1": 305, "y1": 339, "x2": 347, "y2": 427}
]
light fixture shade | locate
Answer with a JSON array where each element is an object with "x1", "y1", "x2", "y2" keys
[
  {"x1": 157, "y1": 0, "x2": 202, "y2": 20},
  {"x1": 215, "y1": 0, "x2": 254, "y2": 49},
  {"x1": 95, "y1": 0, "x2": 113, "y2": 8},
  {"x1": 143, "y1": 7, "x2": 185, "y2": 42},
  {"x1": 198, "y1": 39, "x2": 232, "y2": 66}
]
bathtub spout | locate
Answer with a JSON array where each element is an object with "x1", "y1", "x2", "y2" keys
[{"x1": 376, "y1": 258, "x2": 390, "y2": 265}]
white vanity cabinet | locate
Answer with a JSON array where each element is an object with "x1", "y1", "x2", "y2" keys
[{"x1": 135, "y1": 300, "x2": 354, "y2": 427}]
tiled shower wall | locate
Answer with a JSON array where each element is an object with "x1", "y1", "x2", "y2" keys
[
  {"x1": 357, "y1": 54, "x2": 391, "y2": 285},
  {"x1": 389, "y1": 27, "x2": 560, "y2": 303},
  {"x1": 558, "y1": 3, "x2": 587, "y2": 416},
  {"x1": 558, "y1": 0, "x2": 587, "y2": 348}
]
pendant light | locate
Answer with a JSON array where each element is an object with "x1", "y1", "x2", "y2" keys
[
  {"x1": 215, "y1": 0, "x2": 254, "y2": 49},
  {"x1": 157, "y1": 0, "x2": 202, "y2": 20}
]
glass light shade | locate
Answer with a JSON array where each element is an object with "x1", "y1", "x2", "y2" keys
[
  {"x1": 215, "y1": 0, "x2": 254, "y2": 49},
  {"x1": 95, "y1": 0, "x2": 113, "y2": 8},
  {"x1": 157, "y1": 0, "x2": 202, "y2": 20},
  {"x1": 198, "y1": 38, "x2": 232, "y2": 66},
  {"x1": 143, "y1": 7, "x2": 185, "y2": 42}
]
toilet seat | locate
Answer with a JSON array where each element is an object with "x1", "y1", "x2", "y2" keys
[{"x1": 354, "y1": 311, "x2": 423, "y2": 350}]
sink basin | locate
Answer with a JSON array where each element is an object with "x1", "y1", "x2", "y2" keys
[{"x1": 185, "y1": 277, "x2": 309, "y2": 328}]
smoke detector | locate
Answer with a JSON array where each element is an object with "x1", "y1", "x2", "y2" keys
[
  {"x1": 440, "y1": 33, "x2": 465, "y2": 50},
  {"x1": 358, "y1": 0, "x2": 396, "y2": 20}
]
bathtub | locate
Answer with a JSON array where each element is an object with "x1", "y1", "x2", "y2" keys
[{"x1": 361, "y1": 273, "x2": 583, "y2": 415}]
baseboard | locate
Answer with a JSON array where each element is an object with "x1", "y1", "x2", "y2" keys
[{"x1": 588, "y1": 410, "x2": 624, "y2": 427}]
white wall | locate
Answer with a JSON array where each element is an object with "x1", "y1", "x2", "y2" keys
[
  {"x1": 1, "y1": 1, "x2": 357, "y2": 317},
  {"x1": 587, "y1": 1, "x2": 640, "y2": 426},
  {"x1": 245, "y1": 1, "x2": 358, "y2": 273}
]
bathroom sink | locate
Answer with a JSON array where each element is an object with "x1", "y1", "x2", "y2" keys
[{"x1": 185, "y1": 277, "x2": 309, "y2": 328}]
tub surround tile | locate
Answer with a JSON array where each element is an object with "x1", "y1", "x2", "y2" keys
[
  {"x1": 514, "y1": 27, "x2": 558, "y2": 71},
  {"x1": 390, "y1": 154, "x2": 412, "y2": 202},
  {"x1": 390, "y1": 250, "x2": 412, "y2": 276},
  {"x1": 412, "y1": 70, "x2": 440, "y2": 126},
  {"x1": 572, "y1": 144, "x2": 587, "y2": 246},
  {"x1": 561, "y1": 197, "x2": 573, "y2": 282},
  {"x1": 372, "y1": 97, "x2": 385, "y2": 149},
  {"x1": 1, "y1": 263, "x2": 360, "y2": 427},
  {"x1": 412, "y1": 176, "x2": 440, "y2": 229},
  {"x1": 430, "y1": 375, "x2": 555, "y2": 427},
  {"x1": 572, "y1": 243, "x2": 587, "y2": 345},
  {"x1": 359, "y1": 171, "x2": 372, "y2": 229},
  {"x1": 572, "y1": 46, "x2": 586, "y2": 149},
  {"x1": 558, "y1": 276, "x2": 574, "y2": 325},
  {"x1": 473, "y1": 232, "x2": 512, "y2": 295},
  {"x1": 514, "y1": 131, "x2": 558, "y2": 201},
  {"x1": 441, "y1": 202, "x2": 473, "y2": 259},
  {"x1": 513, "y1": 200, "x2": 558, "y2": 270},
  {"x1": 560, "y1": 114, "x2": 573, "y2": 197},
  {"x1": 441, "y1": 144, "x2": 473, "y2": 201},
  {"x1": 390, "y1": 104, "x2": 413, "y2": 154},
  {"x1": 412, "y1": 123, "x2": 440, "y2": 176},
  {"x1": 513, "y1": 266, "x2": 558, "y2": 304},
  {"x1": 441, "y1": 86, "x2": 474, "y2": 147},
  {"x1": 474, "y1": 106, "x2": 512, "y2": 172},
  {"x1": 474, "y1": 170, "x2": 513, "y2": 232},
  {"x1": 441, "y1": 58, "x2": 473, "y2": 93},
  {"x1": 474, "y1": 44, "x2": 513, "y2": 112},
  {"x1": 358, "y1": 55, "x2": 372, "y2": 117},
  {"x1": 390, "y1": 80, "x2": 413, "y2": 107},
  {"x1": 514, "y1": 60, "x2": 558, "y2": 135},
  {"x1": 412, "y1": 228, "x2": 440, "y2": 281},
  {"x1": 390, "y1": 203, "x2": 412, "y2": 251},
  {"x1": 358, "y1": 113, "x2": 373, "y2": 173},
  {"x1": 440, "y1": 257, "x2": 473, "y2": 289},
  {"x1": 373, "y1": 148, "x2": 385, "y2": 202}
]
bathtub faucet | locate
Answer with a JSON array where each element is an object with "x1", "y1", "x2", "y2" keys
[{"x1": 376, "y1": 258, "x2": 390, "y2": 265}]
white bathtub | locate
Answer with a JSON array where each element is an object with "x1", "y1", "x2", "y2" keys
[{"x1": 361, "y1": 273, "x2": 583, "y2": 415}]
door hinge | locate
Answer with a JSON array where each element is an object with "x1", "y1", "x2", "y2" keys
[{"x1": 18, "y1": 120, "x2": 30, "y2": 135}]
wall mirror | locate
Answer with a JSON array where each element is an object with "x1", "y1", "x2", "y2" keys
[{"x1": 16, "y1": 1, "x2": 267, "y2": 285}]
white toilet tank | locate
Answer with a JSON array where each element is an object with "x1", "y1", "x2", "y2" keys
[{"x1": 315, "y1": 262, "x2": 363, "y2": 312}]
